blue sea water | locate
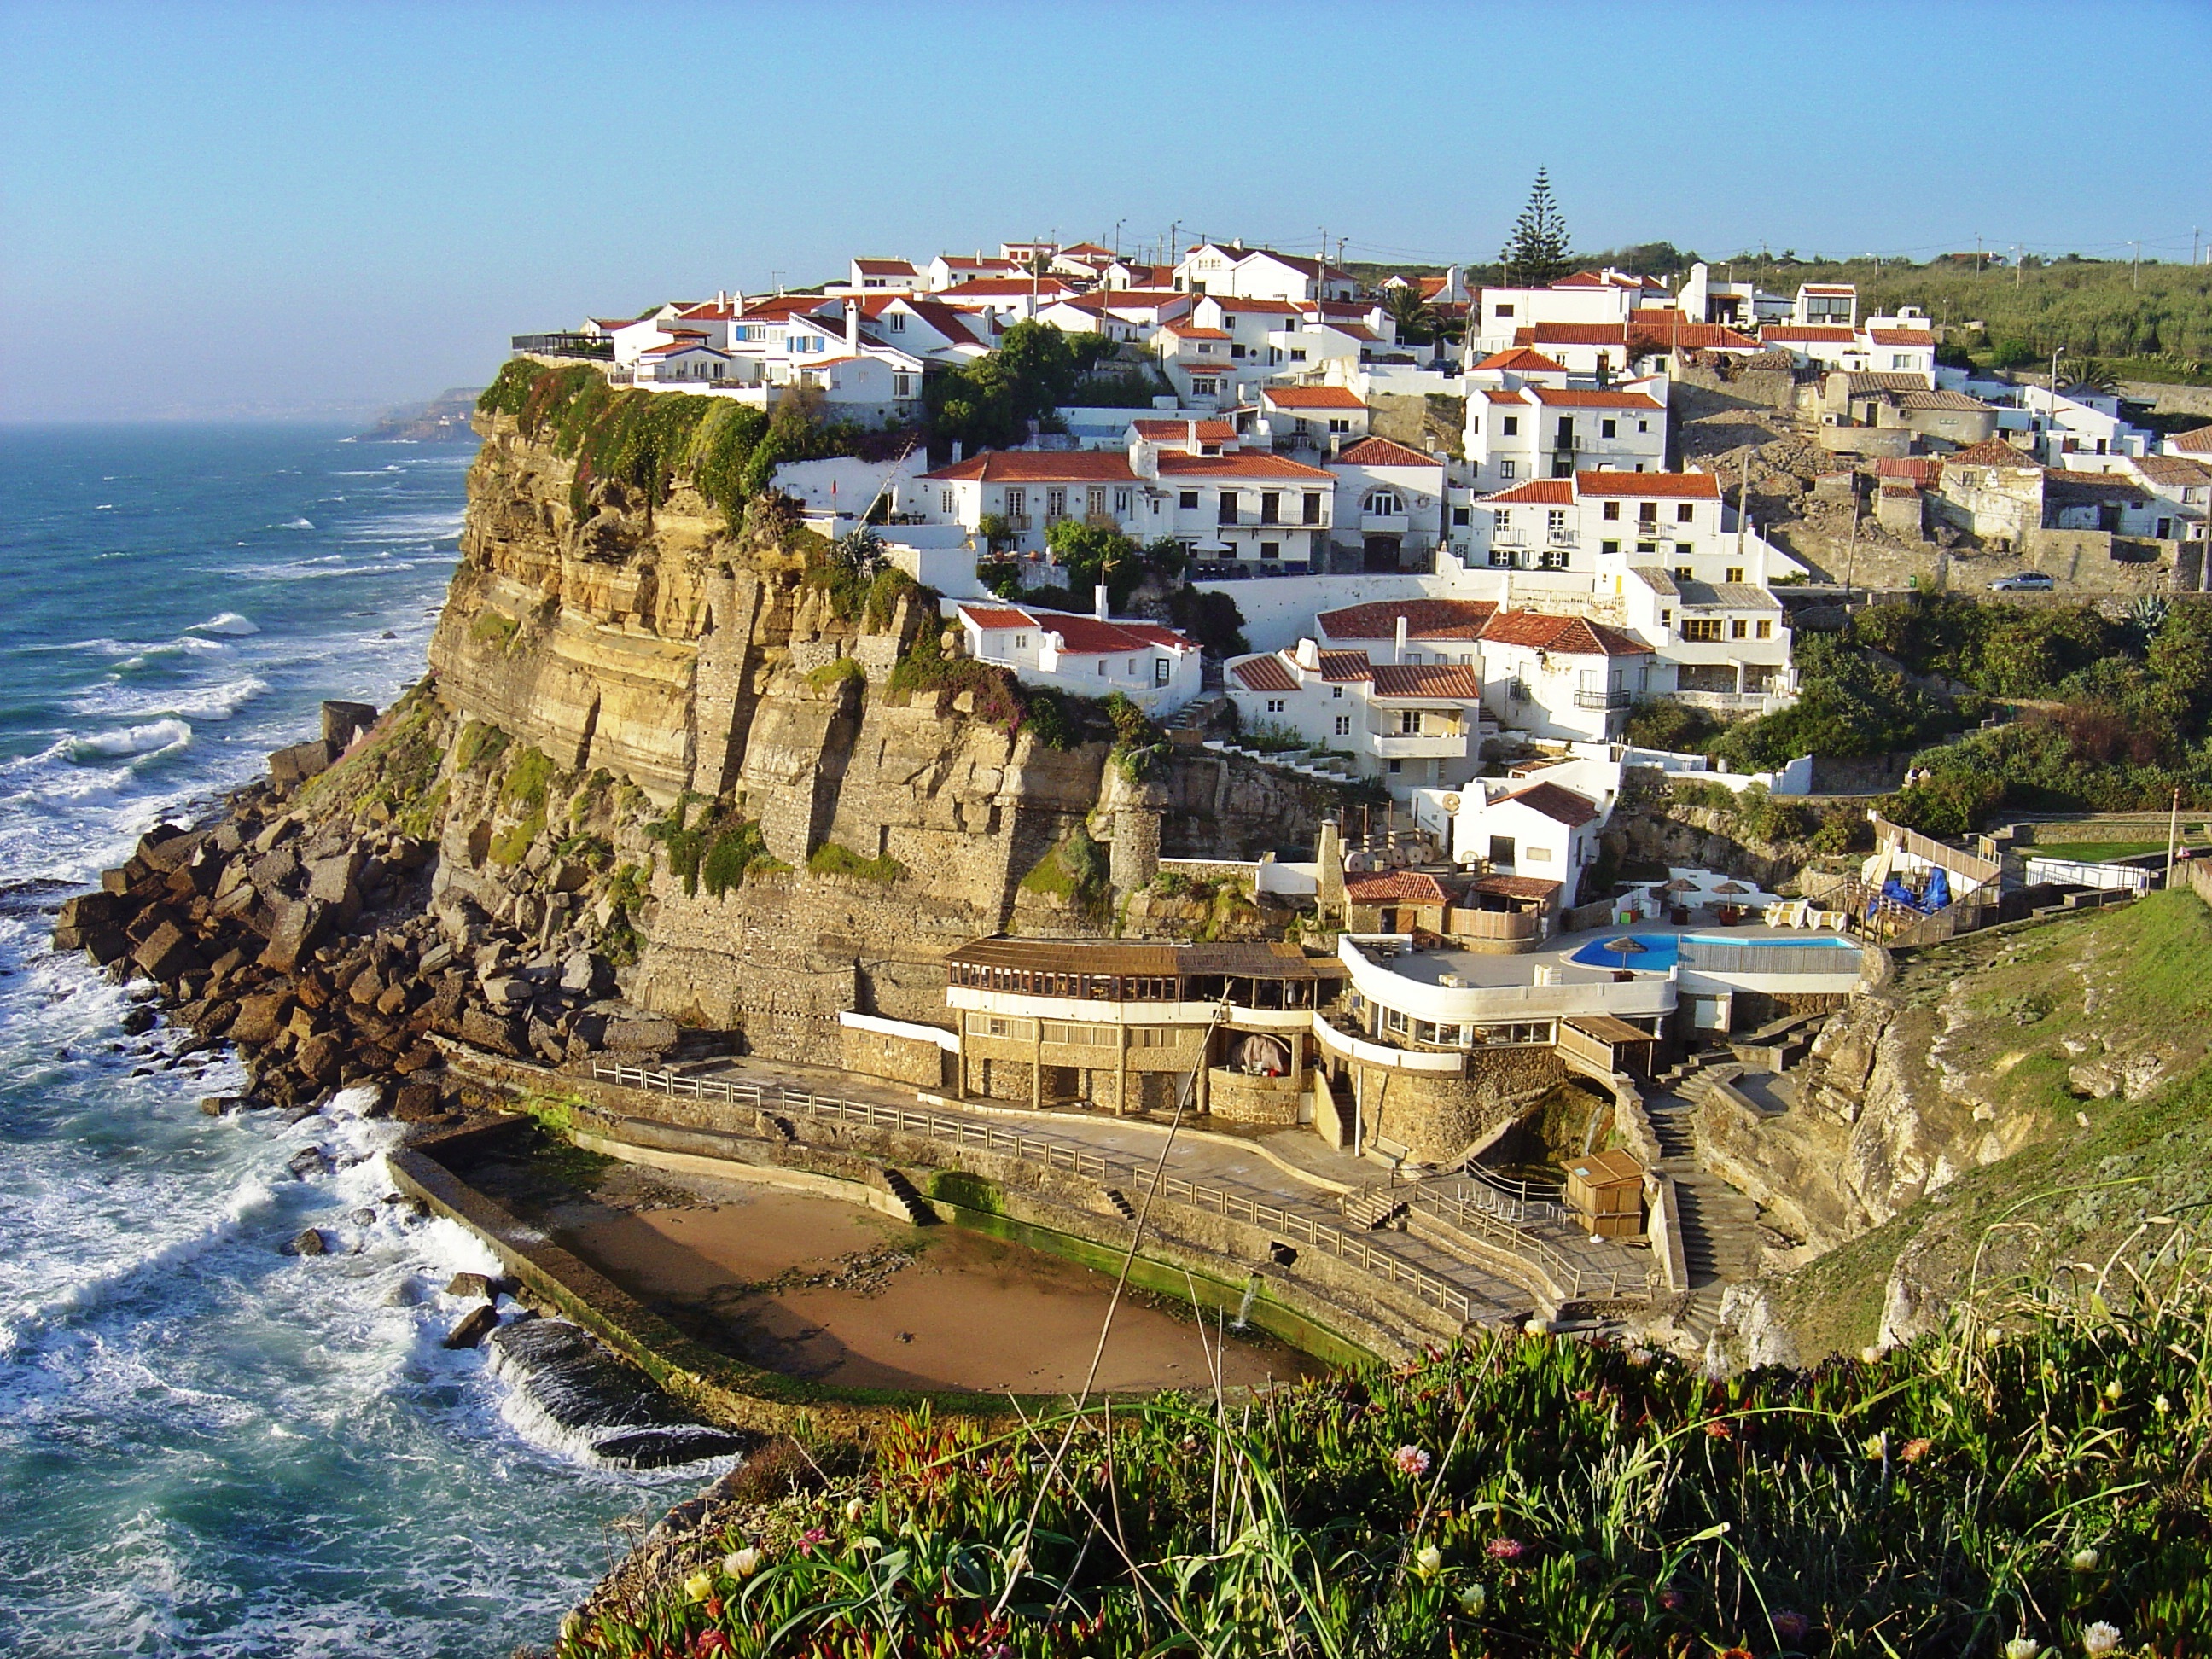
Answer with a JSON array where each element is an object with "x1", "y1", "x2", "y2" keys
[{"x1": 0, "y1": 426, "x2": 708, "y2": 1656}]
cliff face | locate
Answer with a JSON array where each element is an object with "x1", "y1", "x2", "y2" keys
[{"x1": 422, "y1": 415, "x2": 1338, "y2": 1065}]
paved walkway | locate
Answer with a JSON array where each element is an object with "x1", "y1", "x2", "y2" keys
[{"x1": 638, "y1": 1054, "x2": 1653, "y2": 1318}]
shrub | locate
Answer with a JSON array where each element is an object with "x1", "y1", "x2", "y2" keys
[
  {"x1": 454, "y1": 719, "x2": 509, "y2": 772},
  {"x1": 498, "y1": 745, "x2": 555, "y2": 815},
  {"x1": 806, "y1": 842, "x2": 905, "y2": 884},
  {"x1": 468, "y1": 612, "x2": 518, "y2": 651},
  {"x1": 805, "y1": 656, "x2": 867, "y2": 694}
]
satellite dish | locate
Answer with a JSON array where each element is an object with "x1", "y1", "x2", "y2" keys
[{"x1": 1441, "y1": 793, "x2": 1463, "y2": 813}]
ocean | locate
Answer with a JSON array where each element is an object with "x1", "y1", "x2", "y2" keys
[{"x1": 0, "y1": 426, "x2": 710, "y2": 1656}]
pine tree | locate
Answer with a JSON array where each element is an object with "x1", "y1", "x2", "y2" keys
[{"x1": 1500, "y1": 169, "x2": 1573, "y2": 287}]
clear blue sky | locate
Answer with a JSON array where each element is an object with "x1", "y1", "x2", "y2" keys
[{"x1": 3, "y1": 0, "x2": 2207, "y2": 422}]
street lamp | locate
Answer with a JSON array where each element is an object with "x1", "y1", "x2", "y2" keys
[{"x1": 2048, "y1": 347, "x2": 2066, "y2": 464}]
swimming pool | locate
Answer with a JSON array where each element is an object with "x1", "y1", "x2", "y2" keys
[{"x1": 1568, "y1": 934, "x2": 1863, "y2": 970}]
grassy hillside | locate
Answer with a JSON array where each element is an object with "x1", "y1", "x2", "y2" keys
[{"x1": 1773, "y1": 890, "x2": 2212, "y2": 1361}]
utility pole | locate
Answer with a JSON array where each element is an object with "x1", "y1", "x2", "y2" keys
[
  {"x1": 1738, "y1": 445, "x2": 1749, "y2": 568},
  {"x1": 2014, "y1": 245, "x2": 2023, "y2": 290},
  {"x1": 2166, "y1": 785, "x2": 2183, "y2": 889},
  {"x1": 1976, "y1": 232, "x2": 1983, "y2": 272},
  {"x1": 2046, "y1": 347, "x2": 2065, "y2": 464},
  {"x1": 1842, "y1": 469, "x2": 1860, "y2": 598},
  {"x1": 2132, "y1": 240, "x2": 2141, "y2": 288}
]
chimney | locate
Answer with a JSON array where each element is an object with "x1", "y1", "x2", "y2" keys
[
  {"x1": 1295, "y1": 637, "x2": 1319, "y2": 671},
  {"x1": 1131, "y1": 438, "x2": 1158, "y2": 480},
  {"x1": 845, "y1": 302, "x2": 859, "y2": 354},
  {"x1": 1394, "y1": 614, "x2": 1408, "y2": 664},
  {"x1": 1094, "y1": 583, "x2": 1109, "y2": 621},
  {"x1": 952, "y1": 439, "x2": 963, "y2": 463},
  {"x1": 1186, "y1": 418, "x2": 1199, "y2": 451}
]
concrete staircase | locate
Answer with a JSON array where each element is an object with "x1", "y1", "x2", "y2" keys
[
  {"x1": 1100, "y1": 1186, "x2": 1138, "y2": 1222},
  {"x1": 1642, "y1": 1088, "x2": 1762, "y2": 1290},
  {"x1": 1343, "y1": 1189, "x2": 1409, "y2": 1230},
  {"x1": 879, "y1": 1167, "x2": 935, "y2": 1227}
]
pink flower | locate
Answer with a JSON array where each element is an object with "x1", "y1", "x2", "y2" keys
[
  {"x1": 799, "y1": 1527, "x2": 826, "y2": 1554},
  {"x1": 1773, "y1": 1610, "x2": 1812, "y2": 1643},
  {"x1": 1484, "y1": 1536, "x2": 1526, "y2": 1563},
  {"x1": 1392, "y1": 1445, "x2": 1432, "y2": 1478}
]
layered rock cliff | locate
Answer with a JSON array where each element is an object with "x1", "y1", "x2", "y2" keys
[{"x1": 414, "y1": 413, "x2": 1341, "y2": 1065}]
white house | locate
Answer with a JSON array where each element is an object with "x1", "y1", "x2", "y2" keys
[
  {"x1": 1327, "y1": 438, "x2": 1449, "y2": 571},
  {"x1": 924, "y1": 253, "x2": 1025, "y2": 291},
  {"x1": 1451, "y1": 778, "x2": 1608, "y2": 905},
  {"x1": 843, "y1": 258, "x2": 922, "y2": 294},
  {"x1": 1259, "y1": 384, "x2": 1371, "y2": 448},
  {"x1": 909, "y1": 451, "x2": 1144, "y2": 556},
  {"x1": 1225, "y1": 639, "x2": 1488, "y2": 797},
  {"x1": 1463, "y1": 382, "x2": 1668, "y2": 492},
  {"x1": 1315, "y1": 598, "x2": 1494, "y2": 666},
  {"x1": 1793, "y1": 283, "x2": 1858, "y2": 328},
  {"x1": 2120, "y1": 454, "x2": 2212, "y2": 541},
  {"x1": 1176, "y1": 243, "x2": 1358, "y2": 303},
  {"x1": 636, "y1": 337, "x2": 735, "y2": 385},
  {"x1": 1468, "y1": 270, "x2": 1660, "y2": 356},
  {"x1": 1150, "y1": 449, "x2": 1336, "y2": 570},
  {"x1": 1473, "y1": 611, "x2": 1654, "y2": 744},
  {"x1": 2018, "y1": 384, "x2": 2153, "y2": 464},
  {"x1": 952, "y1": 598, "x2": 1203, "y2": 714}
]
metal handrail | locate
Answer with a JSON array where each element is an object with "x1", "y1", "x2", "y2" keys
[{"x1": 583, "y1": 1063, "x2": 1593, "y2": 1323}]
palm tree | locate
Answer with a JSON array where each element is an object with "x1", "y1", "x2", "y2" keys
[
  {"x1": 1380, "y1": 284, "x2": 1442, "y2": 346},
  {"x1": 2061, "y1": 357, "x2": 2120, "y2": 397}
]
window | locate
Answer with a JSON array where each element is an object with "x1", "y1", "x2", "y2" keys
[
  {"x1": 1155, "y1": 657, "x2": 1172, "y2": 686},
  {"x1": 1046, "y1": 488, "x2": 1067, "y2": 519},
  {"x1": 1365, "y1": 490, "x2": 1403, "y2": 516},
  {"x1": 1114, "y1": 488, "x2": 1132, "y2": 515},
  {"x1": 1731, "y1": 619, "x2": 1749, "y2": 639},
  {"x1": 1388, "y1": 760, "x2": 1402, "y2": 774},
  {"x1": 1289, "y1": 348, "x2": 1307, "y2": 362},
  {"x1": 1726, "y1": 566, "x2": 1743, "y2": 583},
  {"x1": 1660, "y1": 609, "x2": 1672, "y2": 624},
  {"x1": 1265, "y1": 698, "x2": 1285, "y2": 713},
  {"x1": 1682, "y1": 619, "x2": 1723, "y2": 642},
  {"x1": 1303, "y1": 492, "x2": 1324, "y2": 524},
  {"x1": 1676, "y1": 504, "x2": 1695, "y2": 523},
  {"x1": 1452, "y1": 506, "x2": 1470, "y2": 527},
  {"x1": 1494, "y1": 303, "x2": 1516, "y2": 317},
  {"x1": 1501, "y1": 416, "x2": 1519, "y2": 436},
  {"x1": 940, "y1": 488, "x2": 955, "y2": 515},
  {"x1": 1218, "y1": 491, "x2": 1240, "y2": 525},
  {"x1": 1545, "y1": 509, "x2": 1566, "y2": 533},
  {"x1": 1638, "y1": 501, "x2": 1658, "y2": 525},
  {"x1": 1500, "y1": 460, "x2": 1516, "y2": 479},
  {"x1": 1674, "y1": 565, "x2": 1691, "y2": 579},
  {"x1": 1013, "y1": 634, "x2": 1028, "y2": 649},
  {"x1": 1601, "y1": 419, "x2": 1617, "y2": 439},
  {"x1": 1468, "y1": 416, "x2": 1481, "y2": 435},
  {"x1": 1601, "y1": 539, "x2": 1619, "y2": 556},
  {"x1": 1755, "y1": 619, "x2": 1773, "y2": 639},
  {"x1": 1539, "y1": 548, "x2": 1568, "y2": 569},
  {"x1": 1398, "y1": 709, "x2": 1424, "y2": 735},
  {"x1": 963, "y1": 1013, "x2": 1034, "y2": 1039},
  {"x1": 1179, "y1": 489, "x2": 1200, "y2": 509},
  {"x1": 1334, "y1": 714, "x2": 1351, "y2": 736},
  {"x1": 1892, "y1": 353, "x2": 1912, "y2": 370},
  {"x1": 893, "y1": 374, "x2": 913, "y2": 398},
  {"x1": 1260, "y1": 540, "x2": 1280, "y2": 560},
  {"x1": 1004, "y1": 489, "x2": 1025, "y2": 516},
  {"x1": 1638, "y1": 420, "x2": 1650, "y2": 433},
  {"x1": 1192, "y1": 376, "x2": 1219, "y2": 394},
  {"x1": 1328, "y1": 417, "x2": 1352, "y2": 434},
  {"x1": 886, "y1": 311, "x2": 905, "y2": 331},
  {"x1": 1260, "y1": 492, "x2": 1281, "y2": 523},
  {"x1": 1493, "y1": 509, "x2": 1511, "y2": 532}
]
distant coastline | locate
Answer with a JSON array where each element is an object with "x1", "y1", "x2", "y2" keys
[{"x1": 354, "y1": 387, "x2": 484, "y2": 444}]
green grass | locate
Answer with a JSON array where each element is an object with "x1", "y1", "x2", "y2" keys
[
  {"x1": 2029, "y1": 841, "x2": 2182, "y2": 864},
  {"x1": 469, "y1": 612, "x2": 519, "y2": 651},
  {"x1": 560, "y1": 1231, "x2": 2212, "y2": 1657},
  {"x1": 806, "y1": 842, "x2": 905, "y2": 884}
]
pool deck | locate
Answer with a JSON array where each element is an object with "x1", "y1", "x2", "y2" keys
[{"x1": 1374, "y1": 920, "x2": 1858, "y2": 991}]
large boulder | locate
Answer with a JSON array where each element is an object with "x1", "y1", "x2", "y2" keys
[
  {"x1": 229, "y1": 992, "x2": 294, "y2": 1046},
  {"x1": 258, "y1": 899, "x2": 327, "y2": 974},
  {"x1": 459, "y1": 1007, "x2": 526, "y2": 1058},
  {"x1": 131, "y1": 919, "x2": 204, "y2": 985},
  {"x1": 321, "y1": 701, "x2": 379, "y2": 750},
  {"x1": 306, "y1": 851, "x2": 365, "y2": 910},
  {"x1": 267, "y1": 740, "x2": 337, "y2": 789}
]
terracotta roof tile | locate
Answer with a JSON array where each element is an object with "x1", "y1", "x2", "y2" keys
[
  {"x1": 1478, "y1": 479, "x2": 1574, "y2": 505},
  {"x1": 1345, "y1": 870, "x2": 1457, "y2": 904},
  {"x1": 922, "y1": 451, "x2": 1139, "y2": 483},
  {"x1": 1866, "y1": 329, "x2": 1935, "y2": 346},
  {"x1": 1368, "y1": 664, "x2": 1483, "y2": 699},
  {"x1": 1155, "y1": 452, "x2": 1334, "y2": 479},
  {"x1": 1480, "y1": 611, "x2": 1650, "y2": 657},
  {"x1": 1263, "y1": 386, "x2": 1365, "y2": 410},
  {"x1": 1762, "y1": 326, "x2": 1857, "y2": 343},
  {"x1": 2168, "y1": 425, "x2": 2212, "y2": 453},
  {"x1": 1230, "y1": 655, "x2": 1299, "y2": 693},
  {"x1": 1474, "y1": 347, "x2": 1569, "y2": 373},
  {"x1": 1316, "y1": 649, "x2": 1374, "y2": 681},
  {"x1": 1333, "y1": 437, "x2": 1438, "y2": 468},
  {"x1": 1575, "y1": 471, "x2": 1720, "y2": 499},
  {"x1": 1315, "y1": 599, "x2": 1498, "y2": 642},
  {"x1": 958, "y1": 606, "x2": 1035, "y2": 630},
  {"x1": 1513, "y1": 323, "x2": 1630, "y2": 346},
  {"x1": 1947, "y1": 439, "x2": 2044, "y2": 469},
  {"x1": 1493, "y1": 780, "x2": 1603, "y2": 826},
  {"x1": 1531, "y1": 387, "x2": 1665, "y2": 410}
]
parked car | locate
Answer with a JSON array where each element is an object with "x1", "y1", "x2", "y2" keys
[{"x1": 1989, "y1": 572, "x2": 2056, "y2": 591}]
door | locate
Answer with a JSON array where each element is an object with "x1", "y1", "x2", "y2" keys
[{"x1": 1363, "y1": 534, "x2": 1401, "y2": 572}]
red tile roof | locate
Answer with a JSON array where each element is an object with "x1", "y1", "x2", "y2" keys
[
  {"x1": 1762, "y1": 326, "x2": 1857, "y2": 343},
  {"x1": 1483, "y1": 387, "x2": 1529, "y2": 405},
  {"x1": 1262, "y1": 386, "x2": 1365, "y2": 410},
  {"x1": 1552, "y1": 271, "x2": 1644, "y2": 290},
  {"x1": 1369, "y1": 663, "x2": 1483, "y2": 699},
  {"x1": 940, "y1": 277, "x2": 1074, "y2": 299},
  {"x1": 739, "y1": 295, "x2": 832, "y2": 321},
  {"x1": 1531, "y1": 387, "x2": 1665, "y2": 410},
  {"x1": 1480, "y1": 611, "x2": 1650, "y2": 657},
  {"x1": 1345, "y1": 870, "x2": 1457, "y2": 904},
  {"x1": 853, "y1": 258, "x2": 917, "y2": 275},
  {"x1": 1132, "y1": 418, "x2": 1237, "y2": 442},
  {"x1": 1316, "y1": 599, "x2": 1498, "y2": 641},
  {"x1": 2171, "y1": 425, "x2": 2212, "y2": 454},
  {"x1": 922, "y1": 451, "x2": 1139, "y2": 483},
  {"x1": 1515, "y1": 323, "x2": 1631, "y2": 346},
  {"x1": 1166, "y1": 324, "x2": 1234, "y2": 340},
  {"x1": 1468, "y1": 874, "x2": 1563, "y2": 900},
  {"x1": 1155, "y1": 452, "x2": 1334, "y2": 480},
  {"x1": 1575, "y1": 471, "x2": 1720, "y2": 498},
  {"x1": 1493, "y1": 780, "x2": 1603, "y2": 826},
  {"x1": 1479, "y1": 479, "x2": 1574, "y2": 505},
  {"x1": 1947, "y1": 439, "x2": 2045, "y2": 470},
  {"x1": 1875, "y1": 456, "x2": 1940, "y2": 484},
  {"x1": 1230, "y1": 655, "x2": 1298, "y2": 693},
  {"x1": 1334, "y1": 437, "x2": 1438, "y2": 468},
  {"x1": 1316, "y1": 649, "x2": 1374, "y2": 681},
  {"x1": 1801, "y1": 284, "x2": 1855, "y2": 295},
  {"x1": 1047, "y1": 614, "x2": 1196, "y2": 654},
  {"x1": 1866, "y1": 329, "x2": 1936, "y2": 346},
  {"x1": 1206, "y1": 297, "x2": 1301, "y2": 315},
  {"x1": 958, "y1": 606, "x2": 1035, "y2": 630},
  {"x1": 1474, "y1": 347, "x2": 1569, "y2": 373}
]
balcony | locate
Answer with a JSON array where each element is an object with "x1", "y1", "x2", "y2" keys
[
  {"x1": 512, "y1": 334, "x2": 614, "y2": 360},
  {"x1": 1360, "y1": 512, "x2": 1411, "y2": 533},
  {"x1": 1573, "y1": 688, "x2": 1634, "y2": 710},
  {"x1": 1000, "y1": 515, "x2": 1033, "y2": 533},
  {"x1": 1364, "y1": 729, "x2": 1470, "y2": 760}
]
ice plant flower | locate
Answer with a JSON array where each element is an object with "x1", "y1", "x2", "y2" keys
[
  {"x1": 2081, "y1": 1622, "x2": 2121, "y2": 1656},
  {"x1": 845, "y1": 1497, "x2": 866, "y2": 1523},
  {"x1": 1392, "y1": 1445, "x2": 1432, "y2": 1478},
  {"x1": 2070, "y1": 1546, "x2": 2100, "y2": 1573},
  {"x1": 2155, "y1": 1394, "x2": 2171, "y2": 1416},
  {"x1": 1773, "y1": 1610, "x2": 1812, "y2": 1642},
  {"x1": 1862, "y1": 1432, "x2": 1887, "y2": 1459},
  {"x1": 723, "y1": 1547, "x2": 761, "y2": 1579},
  {"x1": 1483, "y1": 1537, "x2": 1525, "y2": 1563},
  {"x1": 1457, "y1": 1583, "x2": 1486, "y2": 1615},
  {"x1": 2005, "y1": 1639, "x2": 2044, "y2": 1659},
  {"x1": 2103, "y1": 1379, "x2": 2123, "y2": 1401},
  {"x1": 1900, "y1": 1437, "x2": 1933, "y2": 1464},
  {"x1": 1413, "y1": 1544, "x2": 1443, "y2": 1578},
  {"x1": 683, "y1": 1569, "x2": 714, "y2": 1603}
]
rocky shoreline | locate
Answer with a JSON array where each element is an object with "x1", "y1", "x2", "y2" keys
[{"x1": 50, "y1": 696, "x2": 694, "y2": 1135}]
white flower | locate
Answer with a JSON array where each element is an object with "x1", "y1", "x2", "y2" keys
[
  {"x1": 1457, "y1": 1582, "x2": 1486, "y2": 1615},
  {"x1": 2082, "y1": 1621, "x2": 2122, "y2": 1656},
  {"x1": 2004, "y1": 1639, "x2": 2041, "y2": 1659},
  {"x1": 2070, "y1": 1546, "x2": 2100, "y2": 1573},
  {"x1": 845, "y1": 1497, "x2": 866, "y2": 1523},
  {"x1": 2155, "y1": 1394, "x2": 2171, "y2": 1416},
  {"x1": 2103, "y1": 1379, "x2": 2123, "y2": 1401},
  {"x1": 1860, "y1": 1345, "x2": 1883, "y2": 1363},
  {"x1": 683, "y1": 1569, "x2": 714, "y2": 1603},
  {"x1": 1414, "y1": 1544, "x2": 1443, "y2": 1577}
]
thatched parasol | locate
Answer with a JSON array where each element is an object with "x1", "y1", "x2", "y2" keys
[
  {"x1": 1661, "y1": 877, "x2": 1699, "y2": 894},
  {"x1": 1713, "y1": 881, "x2": 1751, "y2": 894},
  {"x1": 1600, "y1": 936, "x2": 1650, "y2": 954}
]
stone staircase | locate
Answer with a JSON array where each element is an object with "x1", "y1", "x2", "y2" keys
[
  {"x1": 1100, "y1": 1186, "x2": 1138, "y2": 1222},
  {"x1": 1642, "y1": 1085, "x2": 1762, "y2": 1291}
]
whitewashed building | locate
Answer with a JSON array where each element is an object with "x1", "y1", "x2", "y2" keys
[{"x1": 952, "y1": 597, "x2": 1203, "y2": 714}]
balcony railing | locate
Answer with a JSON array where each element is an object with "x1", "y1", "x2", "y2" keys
[
  {"x1": 1001, "y1": 515, "x2": 1033, "y2": 532},
  {"x1": 1365, "y1": 731, "x2": 1470, "y2": 760},
  {"x1": 1574, "y1": 688, "x2": 1634, "y2": 709},
  {"x1": 513, "y1": 334, "x2": 614, "y2": 359}
]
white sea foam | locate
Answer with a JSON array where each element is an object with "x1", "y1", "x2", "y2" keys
[
  {"x1": 189, "y1": 612, "x2": 260, "y2": 637},
  {"x1": 67, "y1": 719, "x2": 191, "y2": 761},
  {"x1": 281, "y1": 517, "x2": 315, "y2": 530}
]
